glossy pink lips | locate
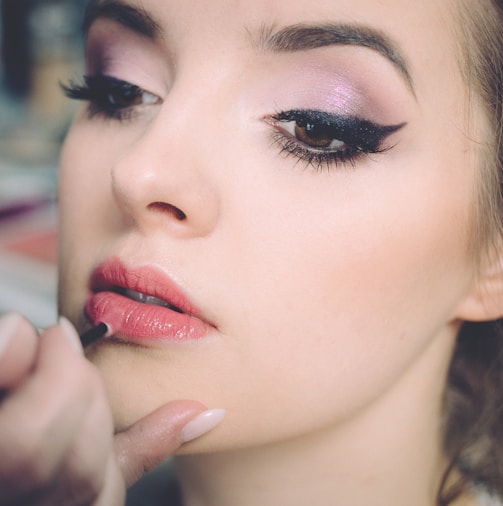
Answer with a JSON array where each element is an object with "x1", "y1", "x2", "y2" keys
[{"x1": 85, "y1": 257, "x2": 211, "y2": 343}]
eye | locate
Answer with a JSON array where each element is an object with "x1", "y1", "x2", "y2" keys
[
  {"x1": 103, "y1": 81, "x2": 158, "y2": 109},
  {"x1": 62, "y1": 75, "x2": 161, "y2": 120},
  {"x1": 267, "y1": 109, "x2": 405, "y2": 172},
  {"x1": 285, "y1": 118, "x2": 347, "y2": 150}
]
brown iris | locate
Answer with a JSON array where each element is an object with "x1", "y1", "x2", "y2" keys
[{"x1": 294, "y1": 120, "x2": 343, "y2": 149}]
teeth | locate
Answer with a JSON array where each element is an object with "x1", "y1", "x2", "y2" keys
[
  {"x1": 121, "y1": 288, "x2": 183, "y2": 313},
  {"x1": 122, "y1": 289, "x2": 145, "y2": 303},
  {"x1": 144, "y1": 294, "x2": 167, "y2": 306}
]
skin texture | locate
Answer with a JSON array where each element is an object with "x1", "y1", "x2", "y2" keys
[{"x1": 56, "y1": 0, "x2": 503, "y2": 505}]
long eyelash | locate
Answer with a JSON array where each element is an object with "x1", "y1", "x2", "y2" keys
[
  {"x1": 270, "y1": 134, "x2": 361, "y2": 172},
  {"x1": 270, "y1": 109, "x2": 405, "y2": 172},
  {"x1": 61, "y1": 75, "x2": 143, "y2": 120}
]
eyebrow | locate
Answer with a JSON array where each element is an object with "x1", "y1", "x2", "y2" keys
[
  {"x1": 255, "y1": 23, "x2": 415, "y2": 94},
  {"x1": 83, "y1": 1, "x2": 414, "y2": 94},
  {"x1": 83, "y1": 0, "x2": 163, "y2": 39}
]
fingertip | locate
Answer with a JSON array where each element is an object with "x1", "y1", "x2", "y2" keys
[
  {"x1": 58, "y1": 316, "x2": 84, "y2": 355},
  {"x1": 0, "y1": 313, "x2": 23, "y2": 360},
  {"x1": 179, "y1": 408, "x2": 226, "y2": 443},
  {"x1": 0, "y1": 313, "x2": 39, "y2": 389}
]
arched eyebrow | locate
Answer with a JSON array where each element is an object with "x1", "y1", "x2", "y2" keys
[
  {"x1": 83, "y1": 0, "x2": 163, "y2": 39},
  {"x1": 253, "y1": 23, "x2": 415, "y2": 95},
  {"x1": 83, "y1": 1, "x2": 415, "y2": 95}
]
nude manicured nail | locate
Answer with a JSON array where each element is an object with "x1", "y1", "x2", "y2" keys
[
  {"x1": 180, "y1": 409, "x2": 226, "y2": 443},
  {"x1": 0, "y1": 313, "x2": 21, "y2": 359},
  {"x1": 59, "y1": 317, "x2": 84, "y2": 354}
]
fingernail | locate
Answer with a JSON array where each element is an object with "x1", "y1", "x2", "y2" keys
[
  {"x1": 0, "y1": 313, "x2": 21, "y2": 359},
  {"x1": 180, "y1": 409, "x2": 226, "y2": 444},
  {"x1": 58, "y1": 317, "x2": 84, "y2": 354}
]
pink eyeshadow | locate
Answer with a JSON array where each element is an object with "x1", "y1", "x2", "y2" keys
[{"x1": 252, "y1": 48, "x2": 411, "y2": 124}]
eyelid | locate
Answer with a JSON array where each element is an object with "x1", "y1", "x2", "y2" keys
[
  {"x1": 93, "y1": 75, "x2": 159, "y2": 99},
  {"x1": 84, "y1": 16, "x2": 172, "y2": 97},
  {"x1": 267, "y1": 109, "x2": 406, "y2": 150}
]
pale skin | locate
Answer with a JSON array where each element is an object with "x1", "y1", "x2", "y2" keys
[{"x1": 2, "y1": 0, "x2": 503, "y2": 504}]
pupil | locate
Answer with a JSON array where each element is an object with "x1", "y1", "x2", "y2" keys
[{"x1": 306, "y1": 122, "x2": 331, "y2": 140}]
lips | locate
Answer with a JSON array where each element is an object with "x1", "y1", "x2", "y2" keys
[{"x1": 85, "y1": 257, "x2": 212, "y2": 343}]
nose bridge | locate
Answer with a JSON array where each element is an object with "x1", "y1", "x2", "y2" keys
[{"x1": 111, "y1": 90, "x2": 220, "y2": 238}]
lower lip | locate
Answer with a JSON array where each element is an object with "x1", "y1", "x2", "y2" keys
[{"x1": 85, "y1": 291, "x2": 211, "y2": 343}]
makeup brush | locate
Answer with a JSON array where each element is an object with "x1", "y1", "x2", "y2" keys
[{"x1": 80, "y1": 322, "x2": 111, "y2": 348}]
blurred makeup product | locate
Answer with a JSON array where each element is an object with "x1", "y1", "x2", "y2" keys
[{"x1": 80, "y1": 322, "x2": 110, "y2": 347}]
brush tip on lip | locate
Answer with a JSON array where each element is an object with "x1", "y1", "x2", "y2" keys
[{"x1": 80, "y1": 321, "x2": 113, "y2": 348}]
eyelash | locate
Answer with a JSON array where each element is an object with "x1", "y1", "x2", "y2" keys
[
  {"x1": 62, "y1": 75, "x2": 405, "y2": 172},
  {"x1": 267, "y1": 110, "x2": 405, "y2": 172},
  {"x1": 61, "y1": 74, "x2": 161, "y2": 120}
]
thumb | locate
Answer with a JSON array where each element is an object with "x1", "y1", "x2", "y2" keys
[
  {"x1": 0, "y1": 313, "x2": 38, "y2": 390},
  {"x1": 114, "y1": 400, "x2": 224, "y2": 487}
]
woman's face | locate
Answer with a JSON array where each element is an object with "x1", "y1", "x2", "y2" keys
[{"x1": 59, "y1": 0, "x2": 484, "y2": 448}]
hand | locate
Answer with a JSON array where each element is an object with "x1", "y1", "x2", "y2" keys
[{"x1": 0, "y1": 314, "x2": 222, "y2": 505}]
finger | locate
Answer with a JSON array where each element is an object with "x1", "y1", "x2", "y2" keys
[
  {"x1": 0, "y1": 313, "x2": 39, "y2": 390},
  {"x1": 91, "y1": 454, "x2": 126, "y2": 506},
  {"x1": 0, "y1": 320, "x2": 91, "y2": 441},
  {"x1": 0, "y1": 321, "x2": 103, "y2": 500},
  {"x1": 50, "y1": 373, "x2": 116, "y2": 505},
  {"x1": 115, "y1": 400, "x2": 207, "y2": 487}
]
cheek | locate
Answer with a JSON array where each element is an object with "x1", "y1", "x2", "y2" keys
[
  {"x1": 211, "y1": 147, "x2": 476, "y2": 422},
  {"x1": 58, "y1": 122, "x2": 120, "y2": 320},
  {"x1": 234, "y1": 148, "x2": 474, "y2": 332}
]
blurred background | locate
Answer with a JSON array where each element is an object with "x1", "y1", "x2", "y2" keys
[{"x1": 0, "y1": 0, "x2": 86, "y2": 327}]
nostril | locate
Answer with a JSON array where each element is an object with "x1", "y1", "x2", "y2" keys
[{"x1": 148, "y1": 202, "x2": 187, "y2": 221}]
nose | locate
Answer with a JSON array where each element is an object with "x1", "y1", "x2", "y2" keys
[{"x1": 110, "y1": 106, "x2": 220, "y2": 239}]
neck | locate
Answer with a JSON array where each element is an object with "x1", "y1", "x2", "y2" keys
[{"x1": 175, "y1": 327, "x2": 461, "y2": 506}]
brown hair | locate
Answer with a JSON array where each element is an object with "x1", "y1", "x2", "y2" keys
[{"x1": 440, "y1": 0, "x2": 503, "y2": 503}]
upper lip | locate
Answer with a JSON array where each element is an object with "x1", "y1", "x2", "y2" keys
[{"x1": 89, "y1": 256, "x2": 205, "y2": 320}]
